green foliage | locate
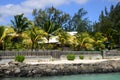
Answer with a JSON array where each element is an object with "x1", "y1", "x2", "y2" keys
[
  {"x1": 50, "y1": 58, "x2": 55, "y2": 61},
  {"x1": 0, "y1": 26, "x2": 5, "y2": 41},
  {"x1": 0, "y1": 26, "x2": 6, "y2": 50},
  {"x1": 32, "y1": 7, "x2": 70, "y2": 30},
  {"x1": 1, "y1": 4, "x2": 120, "y2": 51},
  {"x1": 66, "y1": 54, "x2": 75, "y2": 60},
  {"x1": 92, "y1": 32, "x2": 107, "y2": 50},
  {"x1": 11, "y1": 13, "x2": 31, "y2": 34},
  {"x1": 10, "y1": 14, "x2": 32, "y2": 50},
  {"x1": 94, "y1": 2, "x2": 120, "y2": 48},
  {"x1": 15, "y1": 55, "x2": 25, "y2": 62},
  {"x1": 27, "y1": 26, "x2": 47, "y2": 50},
  {"x1": 96, "y1": 43, "x2": 105, "y2": 51},
  {"x1": 68, "y1": 35, "x2": 78, "y2": 50},
  {"x1": 79, "y1": 55, "x2": 84, "y2": 60},
  {"x1": 68, "y1": 8, "x2": 92, "y2": 32},
  {"x1": 43, "y1": 21, "x2": 61, "y2": 43},
  {"x1": 57, "y1": 31, "x2": 71, "y2": 50},
  {"x1": 117, "y1": 48, "x2": 120, "y2": 51},
  {"x1": 47, "y1": 44, "x2": 54, "y2": 50},
  {"x1": 75, "y1": 32, "x2": 94, "y2": 50}
]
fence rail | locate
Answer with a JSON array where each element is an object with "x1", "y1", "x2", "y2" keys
[
  {"x1": 0, "y1": 50, "x2": 101, "y2": 59},
  {"x1": 103, "y1": 50, "x2": 120, "y2": 58}
]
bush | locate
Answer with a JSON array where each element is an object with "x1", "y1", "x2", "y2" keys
[
  {"x1": 15, "y1": 55, "x2": 25, "y2": 62},
  {"x1": 79, "y1": 55, "x2": 84, "y2": 60},
  {"x1": 67, "y1": 54, "x2": 75, "y2": 60}
]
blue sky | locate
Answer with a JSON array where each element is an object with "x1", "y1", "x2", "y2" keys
[{"x1": 0, "y1": 0, "x2": 119, "y2": 25}]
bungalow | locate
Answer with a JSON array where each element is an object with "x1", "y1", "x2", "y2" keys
[{"x1": 38, "y1": 31, "x2": 77, "y2": 44}]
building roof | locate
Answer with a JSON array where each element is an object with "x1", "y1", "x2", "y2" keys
[
  {"x1": 67, "y1": 32, "x2": 77, "y2": 36},
  {"x1": 38, "y1": 31, "x2": 77, "y2": 44}
]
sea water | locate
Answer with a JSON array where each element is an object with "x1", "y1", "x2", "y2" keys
[{"x1": 1, "y1": 73, "x2": 120, "y2": 80}]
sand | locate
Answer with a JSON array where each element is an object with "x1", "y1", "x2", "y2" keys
[
  {"x1": 24, "y1": 58, "x2": 120, "y2": 64},
  {"x1": 1, "y1": 58, "x2": 120, "y2": 65}
]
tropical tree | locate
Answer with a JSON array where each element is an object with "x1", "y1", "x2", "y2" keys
[
  {"x1": 68, "y1": 8, "x2": 92, "y2": 32},
  {"x1": 11, "y1": 14, "x2": 32, "y2": 49},
  {"x1": 0, "y1": 26, "x2": 6, "y2": 50},
  {"x1": 32, "y1": 6, "x2": 70, "y2": 30},
  {"x1": 75, "y1": 32, "x2": 95, "y2": 50},
  {"x1": 42, "y1": 21, "x2": 61, "y2": 43},
  {"x1": 93, "y1": 2, "x2": 120, "y2": 48},
  {"x1": 3, "y1": 27, "x2": 15, "y2": 50},
  {"x1": 29, "y1": 26, "x2": 47, "y2": 50},
  {"x1": 11, "y1": 13, "x2": 31, "y2": 44},
  {"x1": 68, "y1": 35, "x2": 78, "y2": 50},
  {"x1": 11, "y1": 13, "x2": 31, "y2": 34},
  {"x1": 57, "y1": 31, "x2": 71, "y2": 50},
  {"x1": 93, "y1": 32, "x2": 107, "y2": 50}
]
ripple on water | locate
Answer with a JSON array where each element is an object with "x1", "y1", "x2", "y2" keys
[{"x1": 1, "y1": 73, "x2": 120, "y2": 80}]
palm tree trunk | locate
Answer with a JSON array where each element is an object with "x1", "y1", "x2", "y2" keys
[{"x1": 47, "y1": 36, "x2": 50, "y2": 43}]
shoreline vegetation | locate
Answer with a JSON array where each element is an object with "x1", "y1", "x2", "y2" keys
[
  {"x1": 0, "y1": 2, "x2": 120, "y2": 51},
  {"x1": 0, "y1": 59, "x2": 120, "y2": 77},
  {"x1": 0, "y1": 2, "x2": 120, "y2": 78}
]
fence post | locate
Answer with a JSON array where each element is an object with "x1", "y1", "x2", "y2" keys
[
  {"x1": 102, "y1": 50, "x2": 107, "y2": 59},
  {"x1": 0, "y1": 54, "x2": 1, "y2": 60}
]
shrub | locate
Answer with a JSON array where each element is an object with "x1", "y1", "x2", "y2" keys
[
  {"x1": 96, "y1": 58, "x2": 100, "y2": 60},
  {"x1": 15, "y1": 55, "x2": 25, "y2": 62},
  {"x1": 79, "y1": 55, "x2": 84, "y2": 60},
  {"x1": 89, "y1": 56, "x2": 92, "y2": 60},
  {"x1": 50, "y1": 58, "x2": 54, "y2": 61},
  {"x1": 67, "y1": 54, "x2": 75, "y2": 60}
]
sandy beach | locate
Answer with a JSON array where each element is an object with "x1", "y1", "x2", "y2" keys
[
  {"x1": 1, "y1": 58, "x2": 120, "y2": 65},
  {"x1": 24, "y1": 58, "x2": 120, "y2": 64}
]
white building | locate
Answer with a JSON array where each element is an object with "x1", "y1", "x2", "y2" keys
[{"x1": 38, "y1": 31, "x2": 77, "y2": 44}]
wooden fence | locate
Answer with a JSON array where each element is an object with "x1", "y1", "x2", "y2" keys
[
  {"x1": 103, "y1": 50, "x2": 120, "y2": 58},
  {"x1": 0, "y1": 50, "x2": 102, "y2": 59}
]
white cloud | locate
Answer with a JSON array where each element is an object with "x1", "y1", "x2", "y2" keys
[
  {"x1": 0, "y1": 0, "x2": 88, "y2": 22},
  {"x1": 102, "y1": 0, "x2": 120, "y2": 2},
  {"x1": 72, "y1": 0, "x2": 88, "y2": 4},
  {"x1": 22, "y1": 0, "x2": 69, "y2": 8}
]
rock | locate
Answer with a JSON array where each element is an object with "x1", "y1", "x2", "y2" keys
[
  {"x1": 14, "y1": 68, "x2": 21, "y2": 74},
  {"x1": 1, "y1": 60, "x2": 120, "y2": 77},
  {"x1": 5, "y1": 71, "x2": 11, "y2": 74}
]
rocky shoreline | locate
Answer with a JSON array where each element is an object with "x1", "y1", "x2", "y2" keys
[{"x1": 0, "y1": 60, "x2": 120, "y2": 77}]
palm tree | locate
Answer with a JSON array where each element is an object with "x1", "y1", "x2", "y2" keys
[
  {"x1": 11, "y1": 14, "x2": 32, "y2": 49},
  {"x1": 3, "y1": 27, "x2": 15, "y2": 50},
  {"x1": 75, "y1": 32, "x2": 95, "y2": 50},
  {"x1": 57, "y1": 31, "x2": 71, "y2": 50},
  {"x1": 25, "y1": 25, "x2": 47, "y2": 50},
  {"x1": 68, "y1": 35, "x2": 78, "y2": 50},
  {"x1": 42, "y1": 21, "x2": 61, "y2": 43},
  {"x1": 11, "y1": 14, "x2": 31, "y2": 43},
  {"x1": 0, "y1": 26, "x2": 6, "y2": 50},
  {"x1": 93, "y1": 32, "x2": 107, "y2": 50},
  {"x1": 11, "y1": 13, "x2": 31, "y2": 34}
]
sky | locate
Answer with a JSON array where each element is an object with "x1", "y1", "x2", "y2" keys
[{"x1": 0, "y1": 0, "x2": 119, "y2": 25}]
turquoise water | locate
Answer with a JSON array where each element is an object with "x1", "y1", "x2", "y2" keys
[{"x1": 1, "y1": 73, "x2": 120, "y2": 80}]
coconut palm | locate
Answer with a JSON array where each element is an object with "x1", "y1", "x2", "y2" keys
[
  {"x1": 11, "y1": 14, "x2": 31, "y2": 44},
  {"x1": 57, "y1": 31, "x2": 71, "y2": 50},
  {"x1": 42, "y1": 21, "x2": 61, "y2": 43},
  {"x1": 68, "y1": 35, "x2": 78, "y2": 50},
  {"x1": 11, "y1": 14, "x2": 32, "y2": 49},
  {"x1": 3, "y1": 27, "x2": 15, "y2": 50},
  {"x1": 24, "y1": 25, "x2": 47, "y2": 50},
  {"x1": 11, "y1": 13, "x2": 31, "y2": 34},
  {"x1": 93, "y1": 32, "x2": 107, "y2": 50},
  {"x1": 0, "y1": 26, "x2": 6, "y2": 50},
  {"x1": 75, "y1": 32, "x2": 95, "y2": 50}
]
